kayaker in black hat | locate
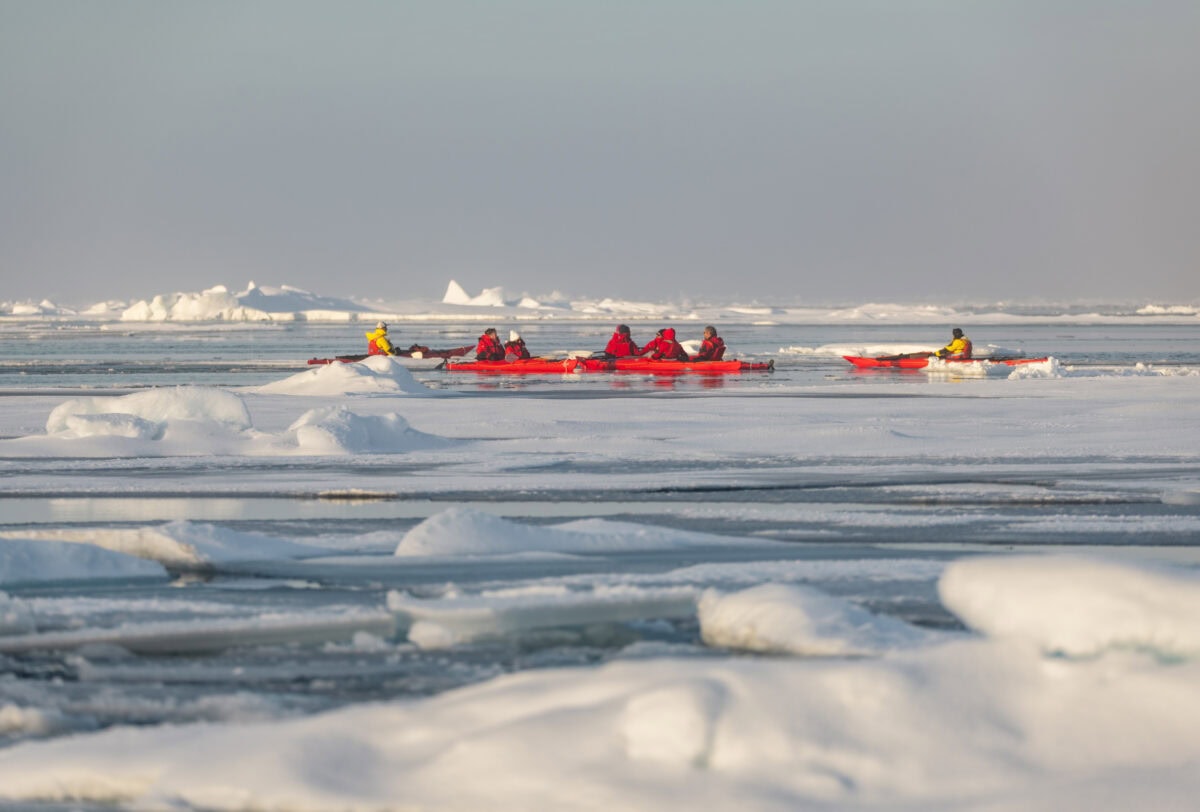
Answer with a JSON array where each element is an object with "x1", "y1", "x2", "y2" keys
[{"x1": 933, "y1": 328, "x2": 973, "y2": 359}]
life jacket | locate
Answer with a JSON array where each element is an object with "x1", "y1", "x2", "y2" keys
[
  {"x1": 475, "y1": 333, "x2": 505, "y2": 361},
  {"x1": 647, "y1": 328, "x2": 688, "y2": 361},
  {"x1": 941, "y1": 337, "x2": 972, "y2": 359},
  {"x1": 694, "y1": 335, "x2": 726, "y2": 361},
  {"x1": 366, "y1": 328, "x2": 394, "y2": 355},
  {"x1": 504, "y1": 339, "x2": 531, "y2": 360},
  {"x1": 604, "y1": 333, "x2": 640, "y2": 357}
]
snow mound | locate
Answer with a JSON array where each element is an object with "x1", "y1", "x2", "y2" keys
[
  {"x1": 1007, "y1": 357, "x2": 1064, "y2": 378},
  {"x1": 0, "y1": 521, "x2": 327, "y2": 570},
  {"x1": 257, "y1": 355, "x2": 432, "y2": 396},
  {"x1": 285, "y1": 407, "x2": 447, "y2": 454},
  {"x1": 0, "y1": 538, "x2": 167, "y2": 588},
  {"x1": 939, "y1": 554, "x2": 1200, "y2": 657},
  {"x1": 389, "y1": 585, "x2": 697, "y2": 649},
  {"x1": 395, "y1": 509, "x2": 756, "y2": 558},
  {"x1": 396, "y1": 508, "x2": 579, "y2": 557},
  {"x1": 46, "y1": 388, "x2": 252, "y2": 435},
  {"x1": 698, "y1": 583, "x2": 936, "y2": 656}
]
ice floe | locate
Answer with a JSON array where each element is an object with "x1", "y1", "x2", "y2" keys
[
  {"x1": 0, "y1": 607, "x2": 396, "y2": 656},
  {"x1": 698, "y1": 583, "x2": 938, "y2": 656},
  {"x1": 390, "y1": 585, "x2": 698, "y2": 649},
  {"x1": 394, "y1": 508, "x2": 766, "y2": 558},
  {"x1": 0, "y1": 521, "x2": 326, "y2": 571},
  {"x1": 0, "y1": 537, "x2": 167, "y2": 589}
]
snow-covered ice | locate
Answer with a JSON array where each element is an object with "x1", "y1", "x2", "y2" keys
[
  {"x1": 3, "y1": 556, "x2": 1200, "y2": 809},
  {"x1": 0, "y1": 538, "x2": 167, "y2": 589},
  {"x1": 1, "y1": 282, "x2": 1199, "y2": 810}
]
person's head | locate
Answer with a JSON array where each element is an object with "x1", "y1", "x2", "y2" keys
[
  {"x1": 485, "y1": 328, "x2": 497, "y2": 337},
  {"x1": 662, "y1": 328, "x2": 676, "y2": 340},
  {"x1": 509, "y1": 330, "x2": 521, "y2": 342},
  {"x1": 952, "y1": 328, "x2": 963, "y2": 338},
  {"x1": 655, "y1": 329, "x2": 664, "y2": 338},
  {"x1": 704, "y1": 325, "x2": 717, "y2": 339},
  {"x1": 616, "y1": 324, "x2": 630, "y2": 335},
  {"x1": 376, "y1": 321, "x2": 388, "y2": 332}
]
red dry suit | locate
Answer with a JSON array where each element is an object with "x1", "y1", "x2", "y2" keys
[
  {"x1": 693, "y1": 335, "x2": 726, "y2": 361},
  {"x1": 604, "y1": 332, "x2": 641, "y2": 358},
  {"x1": 475, "y1": 332, "x2": 506, "y2": 361},
  {"x1": 642, "y1": 328, "x2": 688, "y2": 361},
  {"x1": 504, "y1": 338, "x2": 531, "y2": 360}
]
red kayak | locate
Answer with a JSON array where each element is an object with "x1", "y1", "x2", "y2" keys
[
  {"x1": 444, "y1": 358, "x2": 585, "y2": 374},
  {"x1": 844, "y1": 355, "x2": 1048, "y2": 369},
  {"x1": 444, "y1": 357, "x2": 776, "y2": 374},
  {"x1": 308, "y1": 345, "x2": 473, "y2": 365},
  {"x1": 607, "y1": 358, "x2": 774, "y2": 374}
]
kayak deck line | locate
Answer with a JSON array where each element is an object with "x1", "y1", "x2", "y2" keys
[
  {"x1": 843, "y1": 355, "x2": 1049, "y2": 370},
  {"x1": 444, "y1": 358, "x2": 775, "y2": 374}
]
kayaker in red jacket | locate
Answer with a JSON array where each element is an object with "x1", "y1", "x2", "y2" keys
[
  {"x1": 636, "y1": 329, "x2": 664, "y2": 357},
  {"x1": 641, "y1": 328, "x2": 688, "y2": 361},
  {"x1": 604, "y1": 325, "x2": 641, "y2": 358},
  {"x1": 692, "y1": 326, "x2": 726, "y2": 361},
  {"x1": 504, "y1": 330, "x2": 531, "y2": 360},
  {"x1": 475, "y1": 328, "x2": 505, "y2": 361}
]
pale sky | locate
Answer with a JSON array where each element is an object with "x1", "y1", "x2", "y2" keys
[{"x1": 3, "y1": 1, "x2": 1198, "y2": 305}]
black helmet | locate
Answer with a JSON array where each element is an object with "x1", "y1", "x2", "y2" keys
[{"x1": 952, "y1": 328, "x2": 963, "y2": 338}]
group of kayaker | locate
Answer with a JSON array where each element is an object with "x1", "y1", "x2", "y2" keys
[
  {"x1": 473, "y1": 328, "x2": 530, "y2": 361},
  {"x1": 603, "y1": 324, "x2": 725, "y2": 362},
  {"x1": 367, "y1": 320, "x2": 971, "y2": 363},
  {"x1": 473, "y1": 324, "x2": 725, "y2": 363}
]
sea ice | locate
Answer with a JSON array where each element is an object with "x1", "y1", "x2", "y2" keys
[{"x1": 0, "y1": 538, "x2": 167, "y2": 588}]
